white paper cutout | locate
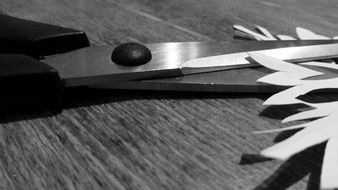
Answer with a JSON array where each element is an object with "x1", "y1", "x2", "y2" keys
[
  {"x1": 249, "y1": 52, "x2": 338, "y2": 189},
  {"x1": 282, "y1": 105, "x2": 331, "y2": 123},
  {"x1": 321, "y1": 137, "x2": 338, "y2": 189},
  {"x1": 248, "y1": 52, "x2": 323, "y2": 76},
  {"x1": 257, "y1": 72, "x2": 307, "y2": 86},
  {"x1": 233, "y1": 24, "x2": 338, "y2": 189},
  {"x1": 259, "y1": 116, "x2": 336, "y2": 160}
]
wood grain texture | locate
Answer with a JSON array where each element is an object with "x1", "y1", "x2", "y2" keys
[{"x1": 0, "y1": 0, "x2": 337, "y2": 189}]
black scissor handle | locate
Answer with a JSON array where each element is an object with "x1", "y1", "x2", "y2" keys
[
  {"x1": 0, "y1": 54, "x2": 64, "y2": 113},
  {"x1": 0, "y1": 14, "x2": 91, "y2": 112},
  {"x1": 0, "y1": 14, "x2": 90, "y2": 57}
]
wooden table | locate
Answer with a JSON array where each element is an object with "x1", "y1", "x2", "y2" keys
[{"x1": 0, "y1": 0, "x2": 337, "y2": 189}]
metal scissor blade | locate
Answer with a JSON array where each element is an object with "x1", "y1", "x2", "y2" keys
[
  {"x1": 92, "y1": 67, "x2": 283, "y2": 93},
  {"x1": 44, "y1": 40, "x2": 338, "y2": 87},
  {"x1": 179, "y1": 43, "x2": 338, "y2": 75},
  {"x1": 93, "y1": 64, "x2": 338, "y2": 93}
]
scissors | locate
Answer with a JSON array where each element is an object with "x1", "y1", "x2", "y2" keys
[{"x1": 1, "y1": 14, "x2": 338, "y2": 112}]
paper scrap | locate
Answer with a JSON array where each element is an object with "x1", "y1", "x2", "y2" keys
[
  {"x1": 253, "y1": 124, "x2": 306, "y2": 134},
  {"x1": 296, "y1": 27, "x2": 331, "y2": 40},
  {"x1": 233, "y1": 25, "x2": 274, "y2": 41},
  {"x1": 233, "y1": 24, "x2": 337, "y2": 42},
  {"x1": 255, "y1": 25, "x2": 277, "y2": 40}
]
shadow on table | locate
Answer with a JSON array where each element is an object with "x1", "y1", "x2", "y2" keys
[
  {"x1": 63, "y1": 87, "x2": 272, "y2": 107},
  {"x1": 0, "y1": 86, "x2": 331, "y2": 190},
  {"x1": 248, "y1": 94, "x2": 335, "y2": 190},
  {"x1": 0, "y1": 87, "x2": 271, "y2": 123},
  {"x1": 1, "y1": 87, "x2": 336, "y2": 125},
  {"x1": 240, "y1": 125, "x2": 325, "y2": 190},
  {"x1": 250, "y1": 143, "x2": 324, "y2": 190}
]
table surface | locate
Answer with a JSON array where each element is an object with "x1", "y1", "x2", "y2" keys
[{"x1": 0, "y1": 0, "x2": 337, "y2": 189}]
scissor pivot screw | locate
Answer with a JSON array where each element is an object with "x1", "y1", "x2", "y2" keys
[{"x1": 111, "y1": 43, "x2": 152, "y2": 66}]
